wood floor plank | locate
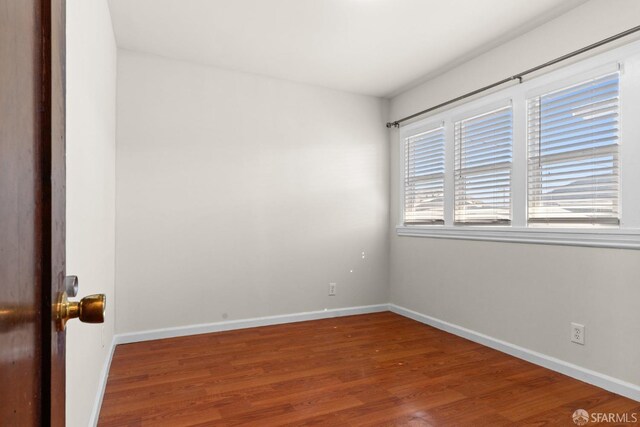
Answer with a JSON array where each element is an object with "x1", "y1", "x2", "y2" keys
[{"x1": 98, "y1": 312, "x2": 637, "y2": 426}]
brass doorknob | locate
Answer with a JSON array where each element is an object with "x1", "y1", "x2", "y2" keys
[{"x1": 56, "y1": 292, "x2": 106, "y2": 330}]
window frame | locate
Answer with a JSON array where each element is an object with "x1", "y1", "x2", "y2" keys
[
  {"x1": 453, "y1": 102, "x2": 513, "y2": 225},
  {"x1": 396, "y1": 40, "x2": 640, "y2": 249},
  {"x1": 525, "y1": 69, "x2": 621, "y2": 227},
  {"x1": 402, "y1": 122, "x2": 446, "y2": 225}
]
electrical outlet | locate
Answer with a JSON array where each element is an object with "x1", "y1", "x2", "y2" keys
[
  {"x1": 571, "y1": 323, "x2": 585, "y2": 345},
  {"x1": 329, "y1": 282, "x2": 337, "y2": 296}
]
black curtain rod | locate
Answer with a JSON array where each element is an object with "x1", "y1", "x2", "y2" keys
[{"x1": 386, "y1": 24, "x2": 640, "y2": 128}]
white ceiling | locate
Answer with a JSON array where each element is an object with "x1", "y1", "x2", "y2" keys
[{"x1": 108, "y1": 0, "x2": 587, "y2": 98}]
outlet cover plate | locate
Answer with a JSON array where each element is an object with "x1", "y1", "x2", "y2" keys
[
  {"x1": 329, "y1": 282, "x2": 336, "y2": 296},
  {"x1": 571, "y1": 322, "x2": 585, "y2": 345}
]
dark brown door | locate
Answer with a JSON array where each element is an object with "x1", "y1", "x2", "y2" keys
[{"x1": 0, "y1": 1, "x2": 66, "y2": 426}]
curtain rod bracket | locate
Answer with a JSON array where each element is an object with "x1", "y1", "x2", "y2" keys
[{"x1": 386, "y1": 121, "x2": 400, "y2": 129}]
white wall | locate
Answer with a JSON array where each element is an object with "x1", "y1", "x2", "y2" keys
[
  {"x1": 389, "y1": 0, "x2": 640, "y2": 386},
  {"x1": 65, "y1": 1, "x2": 117, "y2": 426},
  {"x1": 115, "y1": 51, "x2": 389, "y2": 334}
]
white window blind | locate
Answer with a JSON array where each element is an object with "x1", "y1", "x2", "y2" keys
[
  {"x1": 404, "y1": 127, "x2": 445, "y2": 224},
  {"x1": 454, "y1": 106, "x2": 512, "y2": 225},
  {"x1": 528, "y1": 72, "x2": 620, "y2": 225}
]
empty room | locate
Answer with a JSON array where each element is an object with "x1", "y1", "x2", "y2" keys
[{"x1": 2, "y1": 0, "x2": 640, "y2": 426}]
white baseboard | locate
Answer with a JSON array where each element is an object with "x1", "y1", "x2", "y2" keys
[
  {"x1": 90, "y1": 304, "x2": 387, "y2": 425},
  {"x1": 389, "y1": 303, "x2": 640, "y2": 402},
  {"x1": 89, "y1": 335, "x2": 117, "y2": 427},
  {"x1": 113, "y1": 304, "x2": 389, "y2": 345},
  {"x1": 90, "y1": 301, "x2": 639, "y2": 425}
]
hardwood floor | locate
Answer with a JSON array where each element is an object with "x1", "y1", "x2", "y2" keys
[{"x1": 98, "y1": 312, "x2": 638, "y2": 426}]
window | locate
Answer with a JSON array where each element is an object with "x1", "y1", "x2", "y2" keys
[
  {"x1": 397, "y1": 39, "x2": 640, "y2": 248},
  {"x1": 454, "y1": 106, "x2": 512, "y2": 225},
  {"x1": 527, "y1": 73, "x2": 620, "y2": 226},
  {"x1": 404, "y1": 126, "x2": 445, "y2": 224}
]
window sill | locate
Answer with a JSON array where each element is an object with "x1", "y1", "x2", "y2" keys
[{"x1": 396, "y1": 225, "x2": 640, "y2": 249}]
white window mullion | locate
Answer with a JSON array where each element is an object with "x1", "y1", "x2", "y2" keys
[
  {"x1": 444, "y1": 122, "x2": 455, "y2": 226},
  {"x1": 511, "y1": 91, "x2": 527, "y2": 227},
  {"x1": 619, "y1": 58, "x2": 640, "y2": 229}
]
